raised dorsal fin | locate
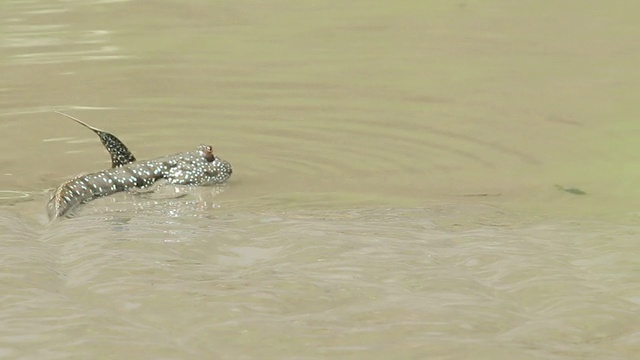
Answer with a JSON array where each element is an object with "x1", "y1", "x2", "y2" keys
[{"x1": 54, "y1": 111, "x2": 136, "y2": 168}]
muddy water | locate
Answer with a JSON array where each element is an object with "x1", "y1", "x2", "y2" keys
[{"x1": 1, "y1": 1, "x2": 639, "y2": 359}]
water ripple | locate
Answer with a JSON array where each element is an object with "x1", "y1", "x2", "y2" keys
[
  {"x1": 2, "y1": 3, "x2": 130, "y2": 65},
  {"x1": 1, "y1": 206, "x2": 638, "y2": 358}
]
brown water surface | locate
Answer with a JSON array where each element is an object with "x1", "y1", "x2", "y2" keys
[{"x1": 1, "y1": 1, "x2": 639, "y2": 359}]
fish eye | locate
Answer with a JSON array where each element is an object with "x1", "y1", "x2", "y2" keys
[{"x1": 203, "y1": 145, "x2": 215, "y2": 162}]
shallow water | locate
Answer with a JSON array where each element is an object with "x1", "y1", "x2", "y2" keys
[{"x1": 1, "y1": 1, "x2": 639, "y2": 359}]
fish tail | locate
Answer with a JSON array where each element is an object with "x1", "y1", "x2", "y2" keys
[{"x1": 47, "y1": 174, "x2": 95, "y2": 220}]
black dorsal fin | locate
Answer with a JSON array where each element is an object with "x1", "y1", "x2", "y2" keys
[{"x1": 54, "y1": 111, "x2": 137, "y2": 168}]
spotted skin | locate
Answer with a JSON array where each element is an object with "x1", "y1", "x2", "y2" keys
[
  {"x1": 47, "y1": 145, "x2": 232, "y2": 220},
  {"x1": 54, "y1": 111, "x2": 136, "y2": 168},
  {"x1": 49, "y1": 113, "x2": 232, "y2": 219}
]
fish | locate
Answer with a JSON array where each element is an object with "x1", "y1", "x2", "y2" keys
[{"x1": 47, "y1": 114, "x2": 232, "y2": 220}]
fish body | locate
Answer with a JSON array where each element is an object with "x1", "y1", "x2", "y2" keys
[{"x1": 47, "y1": 145, "x2": 232, "y2": 220}]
